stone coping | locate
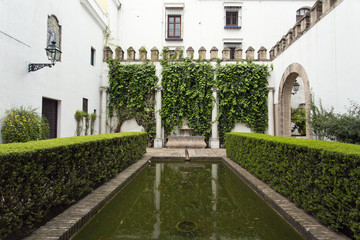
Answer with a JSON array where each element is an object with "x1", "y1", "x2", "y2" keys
[{"x1": 25, "y1": 148, "x2": 349, "y2": 240}]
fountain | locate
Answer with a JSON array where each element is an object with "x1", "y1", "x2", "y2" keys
[{"x1": 166, "y1": 118, "x2": 206, "y2": 149}]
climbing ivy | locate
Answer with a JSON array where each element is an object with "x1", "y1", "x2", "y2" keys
[
  {"x1": 217, "y1": 62, "x2": 270, "y2": 142},
  {"x1": 108, "y1": 59, "x2": 158, "y2": 144},
  {"x1": 161, "y1": 58, "x2": 215, "y2": 142}
]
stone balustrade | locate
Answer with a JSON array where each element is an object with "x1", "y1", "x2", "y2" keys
[{"x1": 269, "y1": 0, "x2": 342, "y2": 60}]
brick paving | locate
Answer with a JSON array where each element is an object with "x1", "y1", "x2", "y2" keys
[{"x1": 25, "y1": 148, "x2": 349, "y2": 240}]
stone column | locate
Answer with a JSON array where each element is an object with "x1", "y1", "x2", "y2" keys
[
  {"x1": 154, "y1": 86, "x2": 163, "y2": 148},
  {"x1": 100, "y1": 87, "x2": 108, "y2": 134},
  {"x1": 210, "y1": 87, "x2": 220, "y2": 148},
  {"x1": 268, "y1": 87, "x2": 275, "y2": 136}
]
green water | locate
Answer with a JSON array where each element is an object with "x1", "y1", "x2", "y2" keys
[{"x1": 72, "y1": 161, "x2": 304, "y2": 240}]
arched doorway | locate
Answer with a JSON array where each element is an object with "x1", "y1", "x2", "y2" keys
[{"x1": 278, "y1": 63, "x2": 312, "y2": 138}]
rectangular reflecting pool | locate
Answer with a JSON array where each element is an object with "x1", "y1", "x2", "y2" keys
[{"x1": 72, "y1": 160, "x2": 303, "y2": 240}]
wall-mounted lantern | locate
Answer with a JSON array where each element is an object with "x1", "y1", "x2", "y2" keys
[
  {"x1": 28, "y1": 41, "x2": 62, "y2": 72},
  {"x1": 291, "y1": 80, "x2": 300, "y2": 95}
]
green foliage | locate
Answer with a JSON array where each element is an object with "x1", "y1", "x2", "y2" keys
[
  {"x1": 161, "y1": 58, "x2": 215, "y2": 142},
  {"x1": 0, "y1": 132, "x2": 147, "y2": 240},
  {"x1": 291, "y1": 105, "x2": 306, "y2": 136},
  {"x1": 90, "y1": 113, "x2": 97, "y2": 135},
  {"x1": 225, "y1": 133, "x2": 360, "y2": 239},
  {"x1": 74, "y1": 110, "x2": 88, "y2": 136},
  {"x1": 311, "y1": 100, "x2": 360, "y2": 144},
  {"x1": 1, "y1": 106, "x2": 49, "y2": 143},
  {"x1": 108, "y1": 60, "x2": 158, "y2": 144},
  {"x1": 217, "y1": 62, "x2": 270, "y2": 142}
]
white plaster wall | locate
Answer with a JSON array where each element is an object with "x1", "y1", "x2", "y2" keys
[
  {"x1": 270, "y1": 0, "x2": 360, "y2": 113},
  {"x1": 231, "y1": 123, "x2": 252, "y2": 133},
  {"x1": 0, "y1": 0, "x2": 119, "y2": 143},
  {"x1": 120, "y1": 118, "x2": 144, "y2": 132},
  {"x1": 115, "y1": 0, "x2": 315, "y2": 60}
]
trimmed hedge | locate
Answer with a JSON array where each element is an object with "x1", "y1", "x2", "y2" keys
[
  {"x1": 225, "y1": 133, "x2": 360, "y2": 239},
  {"x1": 0, "y1": 132, "x2": 147, "y2": 240}
]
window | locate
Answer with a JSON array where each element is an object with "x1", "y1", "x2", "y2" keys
[
  {"x1": 90, "y1": 47, "x2": 95, "y2": 66},
  {"x1": 165, "y1": 3, "x2": 184, "y2": 41},
  {"x1": 83, "y1": 98, "x2": 88, "y2": 113},
  {"x1": 226, "y1": 12, "x2": 238, "y2": 26},
  {"x1": 168, "y1": 15, "x2": 181, "y2": 39},
  {"x1": 296, "y1": 7, "x2": 310, "y2": 22},
  {"x1": 224, "y1": 4, "x2": 242, "y2": 29}
]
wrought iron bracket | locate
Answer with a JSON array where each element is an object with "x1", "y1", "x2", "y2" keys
[{"x1": 28, "y1": 63, "x2": 54, "y2": 72}]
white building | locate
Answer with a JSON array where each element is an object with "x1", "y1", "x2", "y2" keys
[
  {"x1": 116, "y1": 0, "x2": 315, "y2": 60},
  {"x1": 2, "y1": 0, "x2": 358, "y2": 146},
  {"x1": 0, "y1": 0, "x2": 121, "y2": 142}
]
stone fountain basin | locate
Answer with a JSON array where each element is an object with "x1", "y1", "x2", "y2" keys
[{"x1": 166, "y1": 136, "x2": 206, "y2": 149}]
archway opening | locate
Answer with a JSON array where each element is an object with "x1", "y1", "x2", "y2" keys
[
  {"x1": 278, "y1": 63, "x2": 311, "y2": 138},
  {"x1": 291, "y1": 77, "x2": 306, "y2": 138}
]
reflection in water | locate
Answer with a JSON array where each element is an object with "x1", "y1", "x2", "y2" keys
[
  {"x1": 72, "y1": 161, "x2": 304, "y2": 240},
  {"x1": 211, "y1": 163, "x2": 218, "y2": 240},
  {"x1": 153, "y1": 163, "x2": 162, "y2": 238}
]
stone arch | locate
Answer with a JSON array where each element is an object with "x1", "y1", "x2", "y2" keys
[{"x1": 278, "y1": 63, "x2": 312, "y2": 138}]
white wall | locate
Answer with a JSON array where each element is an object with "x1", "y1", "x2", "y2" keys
[
  {"x1": 270, "y1": 0, "x2": 360, "y2": 113},
  {"x1": 115, "y1": 0, "x2": 315, "y2": 60},
  {"x1": 0, "y1": 0, "x2": 120, "y2": 143}
]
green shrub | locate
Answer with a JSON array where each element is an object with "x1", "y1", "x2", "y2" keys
[
  {"x1": 0, "y1": 132, "x2": 147, "y2": 240},
  {"x1": 225, "y1": 133, "x2": 360, "y2": 239},
  {"x1": 1, "y1": 106, "x2": 49, "y2": 143},
  {"x1": 291, "y1": 105, "x2": 306, "y2": 136},
  {"x1": 311, "y1": 101, "x2": 360, "y2": 144}
]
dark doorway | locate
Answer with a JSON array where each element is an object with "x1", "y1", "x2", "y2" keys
[{"x1": 42, "y1": 97, "x2": 58, "y2": 139}]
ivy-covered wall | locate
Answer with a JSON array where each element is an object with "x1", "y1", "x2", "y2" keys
[
  {"x1": 161, "y1": 59, "x2": 215, "y2": 142},
  {"x1": 108, "y1": 60, "x2": 158, "y2": 144},
  {"x1": 217, "y1": 62, "x2": 270, "y2": 142},
  {"x1": 108, "y1": 58, "x2": 271, "y2": 145}
]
